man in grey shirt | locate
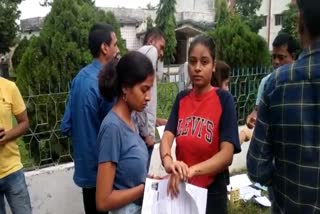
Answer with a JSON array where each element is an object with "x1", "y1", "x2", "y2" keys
[{"x1": 134, "y1": 28, "x2": 166, "y2": 161}]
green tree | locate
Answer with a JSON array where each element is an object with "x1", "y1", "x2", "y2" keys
[
  {"x1": 0, "y1": 0, "x2": 22, "y2": 54},
  {"x1": 155, "y1": 0, "x2": 177, "y2": 64},
  {"x1": 235, "y1": 0, "x2": 263, "y2": 33},
  {"x1": 11, "y1": 37, "x2": 30, "y2": 69},
  {"x1": 209, "y1": 15, "x2": 270, "y2": 68},
  {"x1": 15, "y1": 0, "x2": 126, "y2": 165},
  {"x1": 235, "y1": 0, "x2": 262, "y2": 17},
  {"x1": 16, "y1": 0, "x2": 125, "y2": 91},
  {"x1": 214, "y1": 0, "x2": 230, "y2": 24},
  {"x1": 280, "y1": 3, "x2": 299, "y2": 41}
]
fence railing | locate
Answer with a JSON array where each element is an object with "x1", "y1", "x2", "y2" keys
[{"x1": 18, "y1": 66, "x2": 270, "y2": 170}]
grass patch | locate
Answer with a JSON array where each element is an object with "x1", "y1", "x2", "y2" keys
[
  {"x1": 17, "y1": 138, "x2": 34, "y2": 168},
  {"x1": 228, "y1": 201, "x2": 270, "y2": 214},
  {"x1": 157, "y1": 82, "x2": 179, "y2": 119}
]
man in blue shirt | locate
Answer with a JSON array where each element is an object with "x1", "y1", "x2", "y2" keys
[
  {"x1": 61, "y1": 23, "x2": 118, "y2": 214},
  {"x1": 247, "y1": 0, "x2": 320, "y2": 212},
  {"x1": 246, "y1": 33, "x2": 299, "y2": 129}
]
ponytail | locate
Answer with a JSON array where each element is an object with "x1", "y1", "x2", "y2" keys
[{"x1": 98, "y1": 58, "x2": 120, "y2": 101}]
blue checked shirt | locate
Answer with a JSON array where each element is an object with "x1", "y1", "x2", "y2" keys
[{"x1": 247, "y1": 41, "x2": 320, "y2": 213}]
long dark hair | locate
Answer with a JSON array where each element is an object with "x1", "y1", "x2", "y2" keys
[{"x1": 98, "y1": 51, "x2": 154, "y2": 101}]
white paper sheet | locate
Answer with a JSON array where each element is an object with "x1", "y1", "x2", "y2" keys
[
  {"x1": 254, "y1": 196, "x2": 271, "y2": 207},
  {"x1": 157, "y1": 125, "x2": 165, "y2": 139},
  {"x1": 227, "y1": 174, "x2": 252, "y2": 191},
  {"x1": 239, "y1": 186, "x2": 261, "y2": 201},
  {"x1": 142, "y1": 178, "x2": 208, "y2": 214}
]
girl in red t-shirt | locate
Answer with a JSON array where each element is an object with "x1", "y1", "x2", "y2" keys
[{"x1": 160, "y1": 35, "x2": 241, "y2": 214}]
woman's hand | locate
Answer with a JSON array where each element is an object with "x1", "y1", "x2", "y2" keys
[
  {"x1": 167, "y1": 173, "x2": 181, "y2": 199},
  {"x1": 164, "y1": 160, "x2": 189, "y2": 181}
]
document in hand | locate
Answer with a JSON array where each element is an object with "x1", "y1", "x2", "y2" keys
[{"x1": 142, "y1": 178, "x2": 208, "y2": 214}]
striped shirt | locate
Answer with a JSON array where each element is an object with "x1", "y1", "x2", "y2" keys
[{"x1": 247, "y1": 40, "x2": 320, "y2": 213}]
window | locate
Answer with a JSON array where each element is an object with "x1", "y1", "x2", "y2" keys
[
  {"x1": 262, "y1": 16, "x2": 268, "y2": 27},
  {"x1": 275, "y1": 14, "x2": 284, "y2": 26}
]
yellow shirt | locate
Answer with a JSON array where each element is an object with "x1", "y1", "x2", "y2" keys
[{"x1": 0, "y1": 77, "x2": 26, "y2": 178}]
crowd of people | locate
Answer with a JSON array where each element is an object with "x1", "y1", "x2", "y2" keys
[{"x1": 0, "y1": 0, "x2": 319, "y2": 213}]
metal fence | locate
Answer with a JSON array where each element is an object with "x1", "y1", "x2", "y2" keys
[{"x1": 19, "y1": 67, "x2": 270, "y2": 170}]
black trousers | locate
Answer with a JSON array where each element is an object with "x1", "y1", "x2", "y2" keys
[
  {"x1": 206, "y1": 173, "x2": 228, "y2": 214},
  {"x1": 82, "y1": 187, "x2": 109, "y2": 214}
]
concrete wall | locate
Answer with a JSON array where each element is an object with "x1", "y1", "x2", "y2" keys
[
  {"x1": 120, "y1": 25, "x2": 141, "y2": 51},
  {"x1": 178, "y1": 11, "x2": 214, "y2": 23},
  {"x1": 176, "y1": 0, "x2": 213, "y2": 13},
  {"x1": 5, "y1": 163, "x2": 84, "y2": 214},
  {"x1": 258, "y1": 0, "x2": 291, "y2": 50}
]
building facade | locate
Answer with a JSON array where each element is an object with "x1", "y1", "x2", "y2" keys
[
  {"x1": 103, "y1": 0, "x2": 214, "y2": 63},
  {"x1": 257, "y1": 0, "x2": 293, "y2": 50}
]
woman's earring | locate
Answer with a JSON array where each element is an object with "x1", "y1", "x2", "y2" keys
[{"x1": 122, "y1": 94, "x2": 128, "y2": 103}]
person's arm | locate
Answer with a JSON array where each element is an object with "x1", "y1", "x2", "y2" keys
[
  {"x1": 96, "y1": 162, "x2": 144, "y2": 211},
  {"x1": 61, "y1": 99, "x2": 72, "y2": 136},
  {"x1": 156, "y1": 118, "x2": 167, "y2": 126},
  {"x1": 188, "y1": 142, "x2": 234, "y2": 178},
  {"x1": 0, "y1": 111, "x2": 29, "y2": 144},
  {"x1": 188, "y1": 91, "x2": 241, "y2": 178},
  {"x1": 239, "y1": 126, "x2": 253, "y2": 144},
  {"x1": 246, "y1": 109, "x2": 257, "y2": 129},
  {"x1": 61, "y1": 81, "x2": 74, "y2": 136},
  {"x1": 0, "y1": 83, "x2": 29, "y2": 144},
  {"x1": 133, "y1": 111, "x2": 155, "y2": 147},
  {"x1": 160, "y1": 92, "x2": 189, "y2": 180},
  {"x1": 247, "y1": 75, "x2": 275, "y2": 185},
  {"x1": 247, "y1": 74, "x2": 270, "y2": 129}
]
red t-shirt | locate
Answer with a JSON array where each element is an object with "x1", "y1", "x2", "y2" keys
[{"x1": 165, "y1": 88, "x2": 241, "y2": 188}]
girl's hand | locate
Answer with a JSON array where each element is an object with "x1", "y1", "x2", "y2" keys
[
  {"x1": 167, "y1": 173, "x2": 181, "y2": 199},
  {"x1": 165, "y1": 160, "x2": 189, "y2": 181}
]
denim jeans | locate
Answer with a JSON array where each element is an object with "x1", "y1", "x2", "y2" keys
[{"x1": 0, "y1": 169, "x2": 32, "y2": 214}]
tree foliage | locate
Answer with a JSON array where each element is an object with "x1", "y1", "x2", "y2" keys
[
  {"x1": 16, "y1": 0, "x2": 126, "y2": 92},
  {"x1": 280, "y1": 3, "x2": 299, "y2": 41},
  {"x1": 155, "y1": 0, "x2": 177, "y2": 64},
  {"x1": 210, "y1": 0, "x2": 269, "y2": 67},
  {"x1": 235, "y1": 0, "x2": 262, "y2": 17},
  {"x1": 0, "y1": 0, "x2": 22, "y2": 54},
  {"x1": 235, "y1": 0, "x2": 264, "y2": 33},
  {"x1": 209, "y1": 15, "x2": 270, "y2": 68},
  {"x1": 214, "y1": 0, "x2": 230, "y2": 24},
  {"x1": 11, "y1": 37, "x2": 30, "y2": 69}
]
